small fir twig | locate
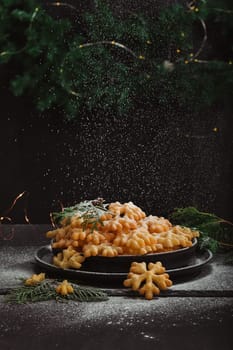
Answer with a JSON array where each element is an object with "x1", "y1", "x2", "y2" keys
[
  {"x1": 169, "y1": 207, "x2": 233, "y2": 263},
  {"x1": 51, "y1": 198, "x2": 110, "y2": 231},
  {"x1": 5, "y1": 279, "x2": 108, "y2": 304}
]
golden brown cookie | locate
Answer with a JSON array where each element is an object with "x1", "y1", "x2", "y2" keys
[{"x1": 123, "y1": 261, "x2": 172, "y2": 300}]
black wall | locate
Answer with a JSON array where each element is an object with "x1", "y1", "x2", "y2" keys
[{"x1": 0, "y1": 0, "x2": 233, "y2": 223}]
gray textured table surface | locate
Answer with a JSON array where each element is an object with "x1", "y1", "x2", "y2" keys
[{"x1": 0, "y1": 225, "x2": 232, "y2": 350}]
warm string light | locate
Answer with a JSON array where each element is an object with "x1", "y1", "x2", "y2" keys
[
  {"x1": 0, "y1": 3, "x2": 79, "y2": 58},
  {"x1": 174, "y1": 2, "x2": 208, "y2": 65},
  {"x1": 0, "y1": 0, "x2": 227, "y2": 70},
  {"x1": 49, "y1": 212, "x2": 56, "y2": 228},
  {"x1": 167, "y1": 0, "x2": 233, "y2": 65},
  {"x1": 1, "y1": 0, "x2": 232, "y2": 65},
  {"x1": 58, "y1": 200, "x2": 65, "y2": 212},
  {"x1": 47, "y1": 2, "x2": 144, "y2": 61},
  {"x1": 0, "y1": 0, "x2": 232, "y2": 99},
  {"x1": 21, "y1": 192, "x2": 30, "y2": 223},
  {"x1": 47, "y1": 2, "x2": 145, "y2": 97},
  {"x1": 46, "y1": 2, "x2": 79, "y2": 12},
  {"x1": 49, "y1": 200, "x2": 65, "y2": 227},
  {"x1": 188, "y1": 4, "x2": 199, "y2": 12},
  {"x1": 192, "y1": 18, "x2": 207, "y2": 60},
  {"x1": 0, "y1": 7, "x2": 39, "y2": 59},
  {"x1": 216, "y1": 218, "x2": 233, "y2": 248},
  {"x1": 0, "y1": 191, "x2": 30, "y2": 225},
  {"x1": 60, "y1": 40, "x2": 144, "y2": 97},
  {"x1": 188, "y1": 0, "x2": 233, "y2": 14},
  {"x1": 187, "y1": 0, "x2": 198, "y2": 12},
  {"x1": 175, "y1": 125, "x2": 220, "y2": 139},
  {"x1": 60, "y1": 41, "x2": 143, "y2": 97},
  {"x1": 213, "y1": 8, "x2": 233, "y2": 14},
  {"x1": 0, "y1": 191, "x2": 30, "y2": 240},
  {"x1": 78, "y1": 41, "x2": 140, "y2": 59},
  {"x1": 218, "y1": 242, "x2": 233, "y2": 248},
  {"x1": 0, "y1": 216, "x2": 12, "y2": 223},
  {"x1": 48, "y1": 3, "x2": 143, "y2": 59},
  {"x1": 59, "y1": 65, "x2": 80, "y2": 98}
]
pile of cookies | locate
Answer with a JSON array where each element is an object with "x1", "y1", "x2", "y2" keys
[{"x1": 46, "y1": 201, "x2": 199, "y2": 270}]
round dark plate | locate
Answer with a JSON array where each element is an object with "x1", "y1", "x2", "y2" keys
[
  {"x1": 50, "y1": 238, "x2": 198, "y2": 272},
  {"x1": 35, "y1": 244, "x2": 212, "y2": 286}
]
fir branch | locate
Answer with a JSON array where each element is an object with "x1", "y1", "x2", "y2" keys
[
  {"x1": 198, "y1": 231, "x2": 219, "y2": 253},
  {"x1": 6, "y1": 280, "x2": 57, "y2": 304},
  {"x1": 68, "y1": 286, "x2": 108, "y2": 302},
  {"x1": 5, "y1": 279, "x2": 108, "y2": 304},
  {"x1": 169, "y1": 207, "x2": 233, "y2": 260},
  {"x1": 52, "y1": 198, "x2": 109, "y2": 230},
  {"x1": 1, "y1": 0, "x2": 233, "y2": 118}
]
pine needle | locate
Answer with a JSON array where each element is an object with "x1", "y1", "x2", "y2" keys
[
  {"x1": 52, "y1": 198, "x2": 109, "y2": 231},
  {"x1": 169, "y1": 207, "x2": 233, "y2": 263},
  {"x1": 5, "y1": 279, "x2": 108, "y2": 304}
]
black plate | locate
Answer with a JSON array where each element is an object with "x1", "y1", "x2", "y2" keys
[
  {"x1": 50, "y1": 239, "x2": 198, "y2": 272},
  {"x1": 35, "y1": 245, "x2": 212, "y2": 286}
]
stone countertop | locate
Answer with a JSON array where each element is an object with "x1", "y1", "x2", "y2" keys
[
  {"x1": 0, "y1": 296, "x2": 232, "y2": 350},
  {"x1": 0, "y1": 225, "x2": 232, "y2": 350}
]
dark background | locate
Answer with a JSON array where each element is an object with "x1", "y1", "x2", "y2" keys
[{"x1": 0, "y1": 0, "x2": 233, "y2": 223}]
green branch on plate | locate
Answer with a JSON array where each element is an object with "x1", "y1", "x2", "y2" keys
[{"x1": 52, "y1": 198, "x2": 110, "y2": 231}]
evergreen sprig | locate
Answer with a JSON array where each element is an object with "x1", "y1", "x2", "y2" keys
[
  {"x1": 6, "y1": 279, "x2": 108, "y2": 304},
  {"x1": 52, "y1": 198, "x2": 109, "y2": 230},
  {"x1": 1, "y1": 0, "x2": 233, "y2": 119},
  {"x1": 169, "y1": 207, "x2": 233, "y2": 257}
]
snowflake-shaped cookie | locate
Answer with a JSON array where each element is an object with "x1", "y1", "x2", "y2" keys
[
  {"x1": 109, "y1": 202, "x2": 146, "y2": 221},
  {"x1": 56, "y1": 280, "x2": 74, "y2": 296},
  {"x1": 123, "y1": 261, "x2": 172, "y2": 300},
  {"x1": 53, "y1": 246, "x2": 85, "y2": 269},
  {"x1": 24, "y1": 273, "x2": 45, "y2": 286}
]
